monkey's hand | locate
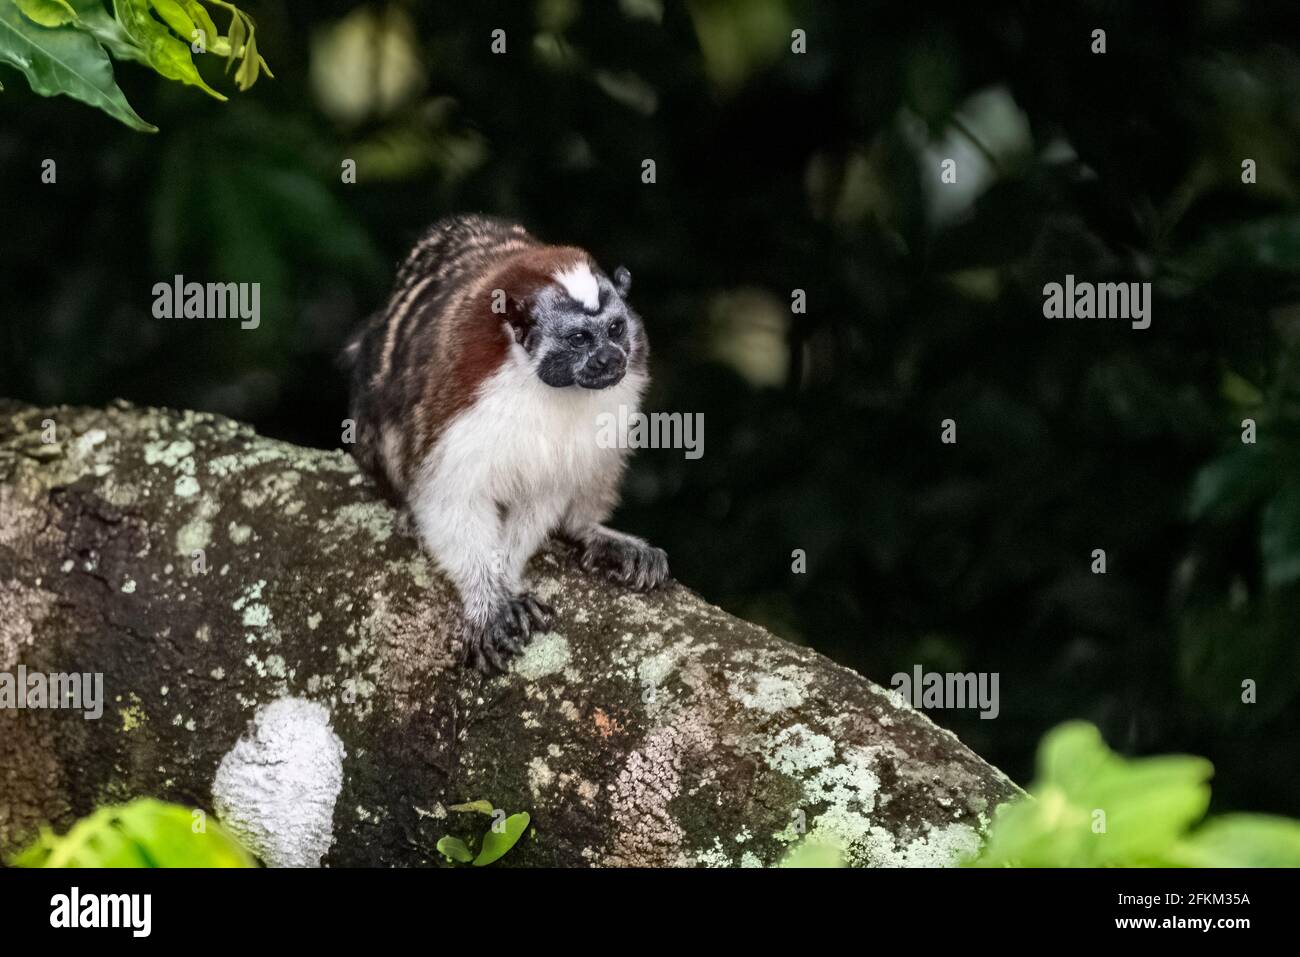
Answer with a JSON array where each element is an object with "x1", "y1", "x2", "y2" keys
[
  {"x1": 463, "y1": 593, "x2": 554, "y2": 674},
  {"x1": 578, "y1": 527, "x2": 670, "y2": 591}
]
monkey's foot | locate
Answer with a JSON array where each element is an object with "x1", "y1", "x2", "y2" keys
[
  {"x1": 580, "y1": 531, "x2": 670, "y2": 591},
  {"x1": 462, "y1": 594, "x2": 554, "y2": 674},
  {"x1": 512, "y1": 592, "x2": 555, "y2": 633}
]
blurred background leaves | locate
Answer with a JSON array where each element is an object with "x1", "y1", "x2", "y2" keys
[
  {"x1": 969, "y1": 722, "x2": 1300, "y2": 867},
  {"x1": 2, "y1": 0, "x2": 1299, "y2": 815},
  {"x1": 10, "y1": 798, "x2": 254, "y2": 866}
]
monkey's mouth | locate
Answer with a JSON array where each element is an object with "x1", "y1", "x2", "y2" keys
[{"x1": 574, "y1": 365, "x2": 626, "y2": 390}]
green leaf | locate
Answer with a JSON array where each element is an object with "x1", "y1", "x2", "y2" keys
[
  {"x1": 435, "y1": 836, "x2": 473, "y2": 864},
  {"x1": 65, "y1": 0, "x2": 146, "y2": 63},
  {"x1": 448, "y1": 799, "x2": 495, "y2": 816},
  {"x1": 1262, "y1": 484, "x2": 1300, "y2": 589},
  {"x1": 178, "y1": 0, "x2": 218, "y2": 52},
  {"x1": 472, "y1": 812, "x2": 530, "y2": 867},
  {"x1": 1221, "y1": 370, "x2": 1264, "y2": 408},
  {"x1": 15, "y1": 0, "x2": 79, "y2": 28},
  {"x1": 207, "y1": 0, "x2": 269, "y2": 85},
  {"x1": 8, "y1": 799, "x2": 255, "y2": 867},
  {"x1": 147, "y1": 0, "x2": 194, "y2": 44},
  {"x1": 221, "y1": 2, "x2": 242, "y2": 70},
  {"x1": 231, "y1": 25, "x2": 256, "y2": 88},
  {"x1": 1187, "y1": 444, "x2": 1282, "y2": 522},
  {"x1": 779, "y1": 839, "x2": 845, "y2": 868},
  {"x1": 111, "y1": 0, "x2": 224, "y2": 100},
  {"x1": 970, "y1": 721, "x2": 1214, "y2": 867},
  {"x1": 1170, "y1": 814, "x2": 1300, "y2": 867},
  {"x1": 0, "y1": 2, "x2": 156, "y2": 130}
]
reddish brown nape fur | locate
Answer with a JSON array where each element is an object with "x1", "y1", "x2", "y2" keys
[{"x1": 417, "y1": 244, "x2": 591, "y2": 456}]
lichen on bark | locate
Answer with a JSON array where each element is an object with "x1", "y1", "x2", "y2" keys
[{"x1": 0, "y1": 399, "x2": 1020, "y2": 866}]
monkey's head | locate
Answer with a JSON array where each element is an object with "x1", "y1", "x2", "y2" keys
[{"x1": 510, "y1": 261, "x2": 644, "y2": 390}]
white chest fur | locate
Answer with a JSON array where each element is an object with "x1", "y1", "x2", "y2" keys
[
  {"x1": 423, "y1": 352, "x2": 645, "y2": 511},
  {"x1": 408, "y1": 342, "x2": 647, "y2": 615}
]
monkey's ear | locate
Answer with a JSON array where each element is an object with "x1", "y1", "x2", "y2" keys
[
  {"x1": 504, "y1": 295, "x2": 533, "y2": 344},
  {"x1": 613, "y1": 265, "x2": 632, "y2": 297}
]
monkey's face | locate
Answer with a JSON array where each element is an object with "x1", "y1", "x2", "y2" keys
[{"x1": 523, "y1": 265, "x2": 640, "y2": 390}]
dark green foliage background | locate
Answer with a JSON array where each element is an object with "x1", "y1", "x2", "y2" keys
[{"x1": 3, "y1": 1, "x2": 1298, "y2": 814}]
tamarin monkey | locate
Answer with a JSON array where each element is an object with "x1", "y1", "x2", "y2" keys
[{"x1": 340, "y1": 215, "x2": 670, "y2": 672}]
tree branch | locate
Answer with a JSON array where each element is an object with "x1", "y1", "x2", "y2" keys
[{"x1": 0, "y1": 399, "x2": 1018, "y2": 866}]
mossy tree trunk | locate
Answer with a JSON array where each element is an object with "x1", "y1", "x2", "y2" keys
[{"x1": 0, "y1": 400, "x2": 1019, "y2": 867}]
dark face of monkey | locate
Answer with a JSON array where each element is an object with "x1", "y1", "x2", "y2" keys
[{"x1": 524, "y1": 265, "x2": 640, "y2": 390}]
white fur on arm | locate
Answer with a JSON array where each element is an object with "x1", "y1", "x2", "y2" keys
[
  {"x1": 560, "y1": 464, "x2": 625, "y2": 543},
  {"x1": 409, "y1": 475, "x2": 506, "y2": 625}
]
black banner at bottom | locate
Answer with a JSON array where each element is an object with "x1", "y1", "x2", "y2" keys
[{"x1": 0, "y1": 866, "x2": 1290, "y2": 943}]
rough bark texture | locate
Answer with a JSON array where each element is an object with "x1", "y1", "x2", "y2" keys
[{"x1": 0, "y1": 399, "x2": 1020, "y2": 867}]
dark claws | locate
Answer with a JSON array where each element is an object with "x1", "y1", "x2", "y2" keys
[
  {"x1": 580, "y1": 534, "x2": 670, "y2": 592},
  {"x1": 463, "y1": 623, "x2": 508, "y2": 674},
  {"x1": 463, "y1": 593, "x2": 554, "y2": 674},
  {"x1": 520, "y1": 593, "x2": 554, "y2": 630}
]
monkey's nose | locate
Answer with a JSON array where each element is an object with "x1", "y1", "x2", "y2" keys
[{"x1": 586, "y1": 346, "x2": 623, "y2": 376}]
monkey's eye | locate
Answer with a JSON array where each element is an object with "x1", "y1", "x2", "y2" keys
[
  {"x1": 608, "y1": 318, "x2": 626, "y2": 338},
  {"x1": 567, "y1": 331, "x2": 591, "y2": 348}
]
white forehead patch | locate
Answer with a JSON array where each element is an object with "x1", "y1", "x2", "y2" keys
[{"x1": 553, "y1": 262, "x2": 600, "y2": 311}]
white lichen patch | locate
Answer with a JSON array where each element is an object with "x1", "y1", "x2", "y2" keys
[
  {"x1": 513, "y1": 634, "x2": 570, "y2": 681},
  {"x1": 876, "y1": 685, "x2": 913, "y2": 713},
  {"x1": 174, "y1": 475, "x2": 200, "y2": 498},
  {"x1": 728, "y1": 665, "x2": 810, "y2": 714},
  {"x1": 859, "y1": 821, "x2": 981, "y2": 867},
  {"x1": 176, "y1": 511, "x2": 215, "y2": 557},
  {"x1": 143, "y1": 438, "x2": 194, "y2": 467},
  {"x1": 228, "y1": 522, "x2": 252, "y2": 545},
  {"x1": 212, "y1": 697, "x2": 346, "y2": 868},
  {"x1": 766, "y1": 724, "x2": 837, "y2": 776},
  {"x1": 610, "y1": 590, "x2": 689, "y2": 632},
  {"x1": 325, "y1": 502, "x2": 393, "y2": 544},
  {"x1": 530, "y1": 575, "x2": 565, "y2": 602},
  {"x1": 527, "y1": 756, "x2": 555, "y2": 798},
  {"x1": 633, "y1": 637, "x2": 680, "y2": 687},
  {"x1": 242, "y1": 603, "x2": 272, "y2": 628},
  {"x1": 207, "y1": 446, "x2": 285, "y2": 477},
  {"x1": 693, "y1": 837, "x2": 734, "y2": 868},
  {"x1": 760, "y1": 720, "x2": 966, "y2": 869},
  {"x1": 757, "y1": 722, "x2": 899, "y2": 866},
  {"x1": 339, "y1": 675, "x2": 375, "y2": 711},
  {"x1": 233, "y1": 580, "x2": 269, "y2": 625},
  {"x1": 238, "y1": 469, "x2": 303, "y2": 511},
  {"x1": 799, "y1": 748, "x2": 882, "y2": 848}
]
